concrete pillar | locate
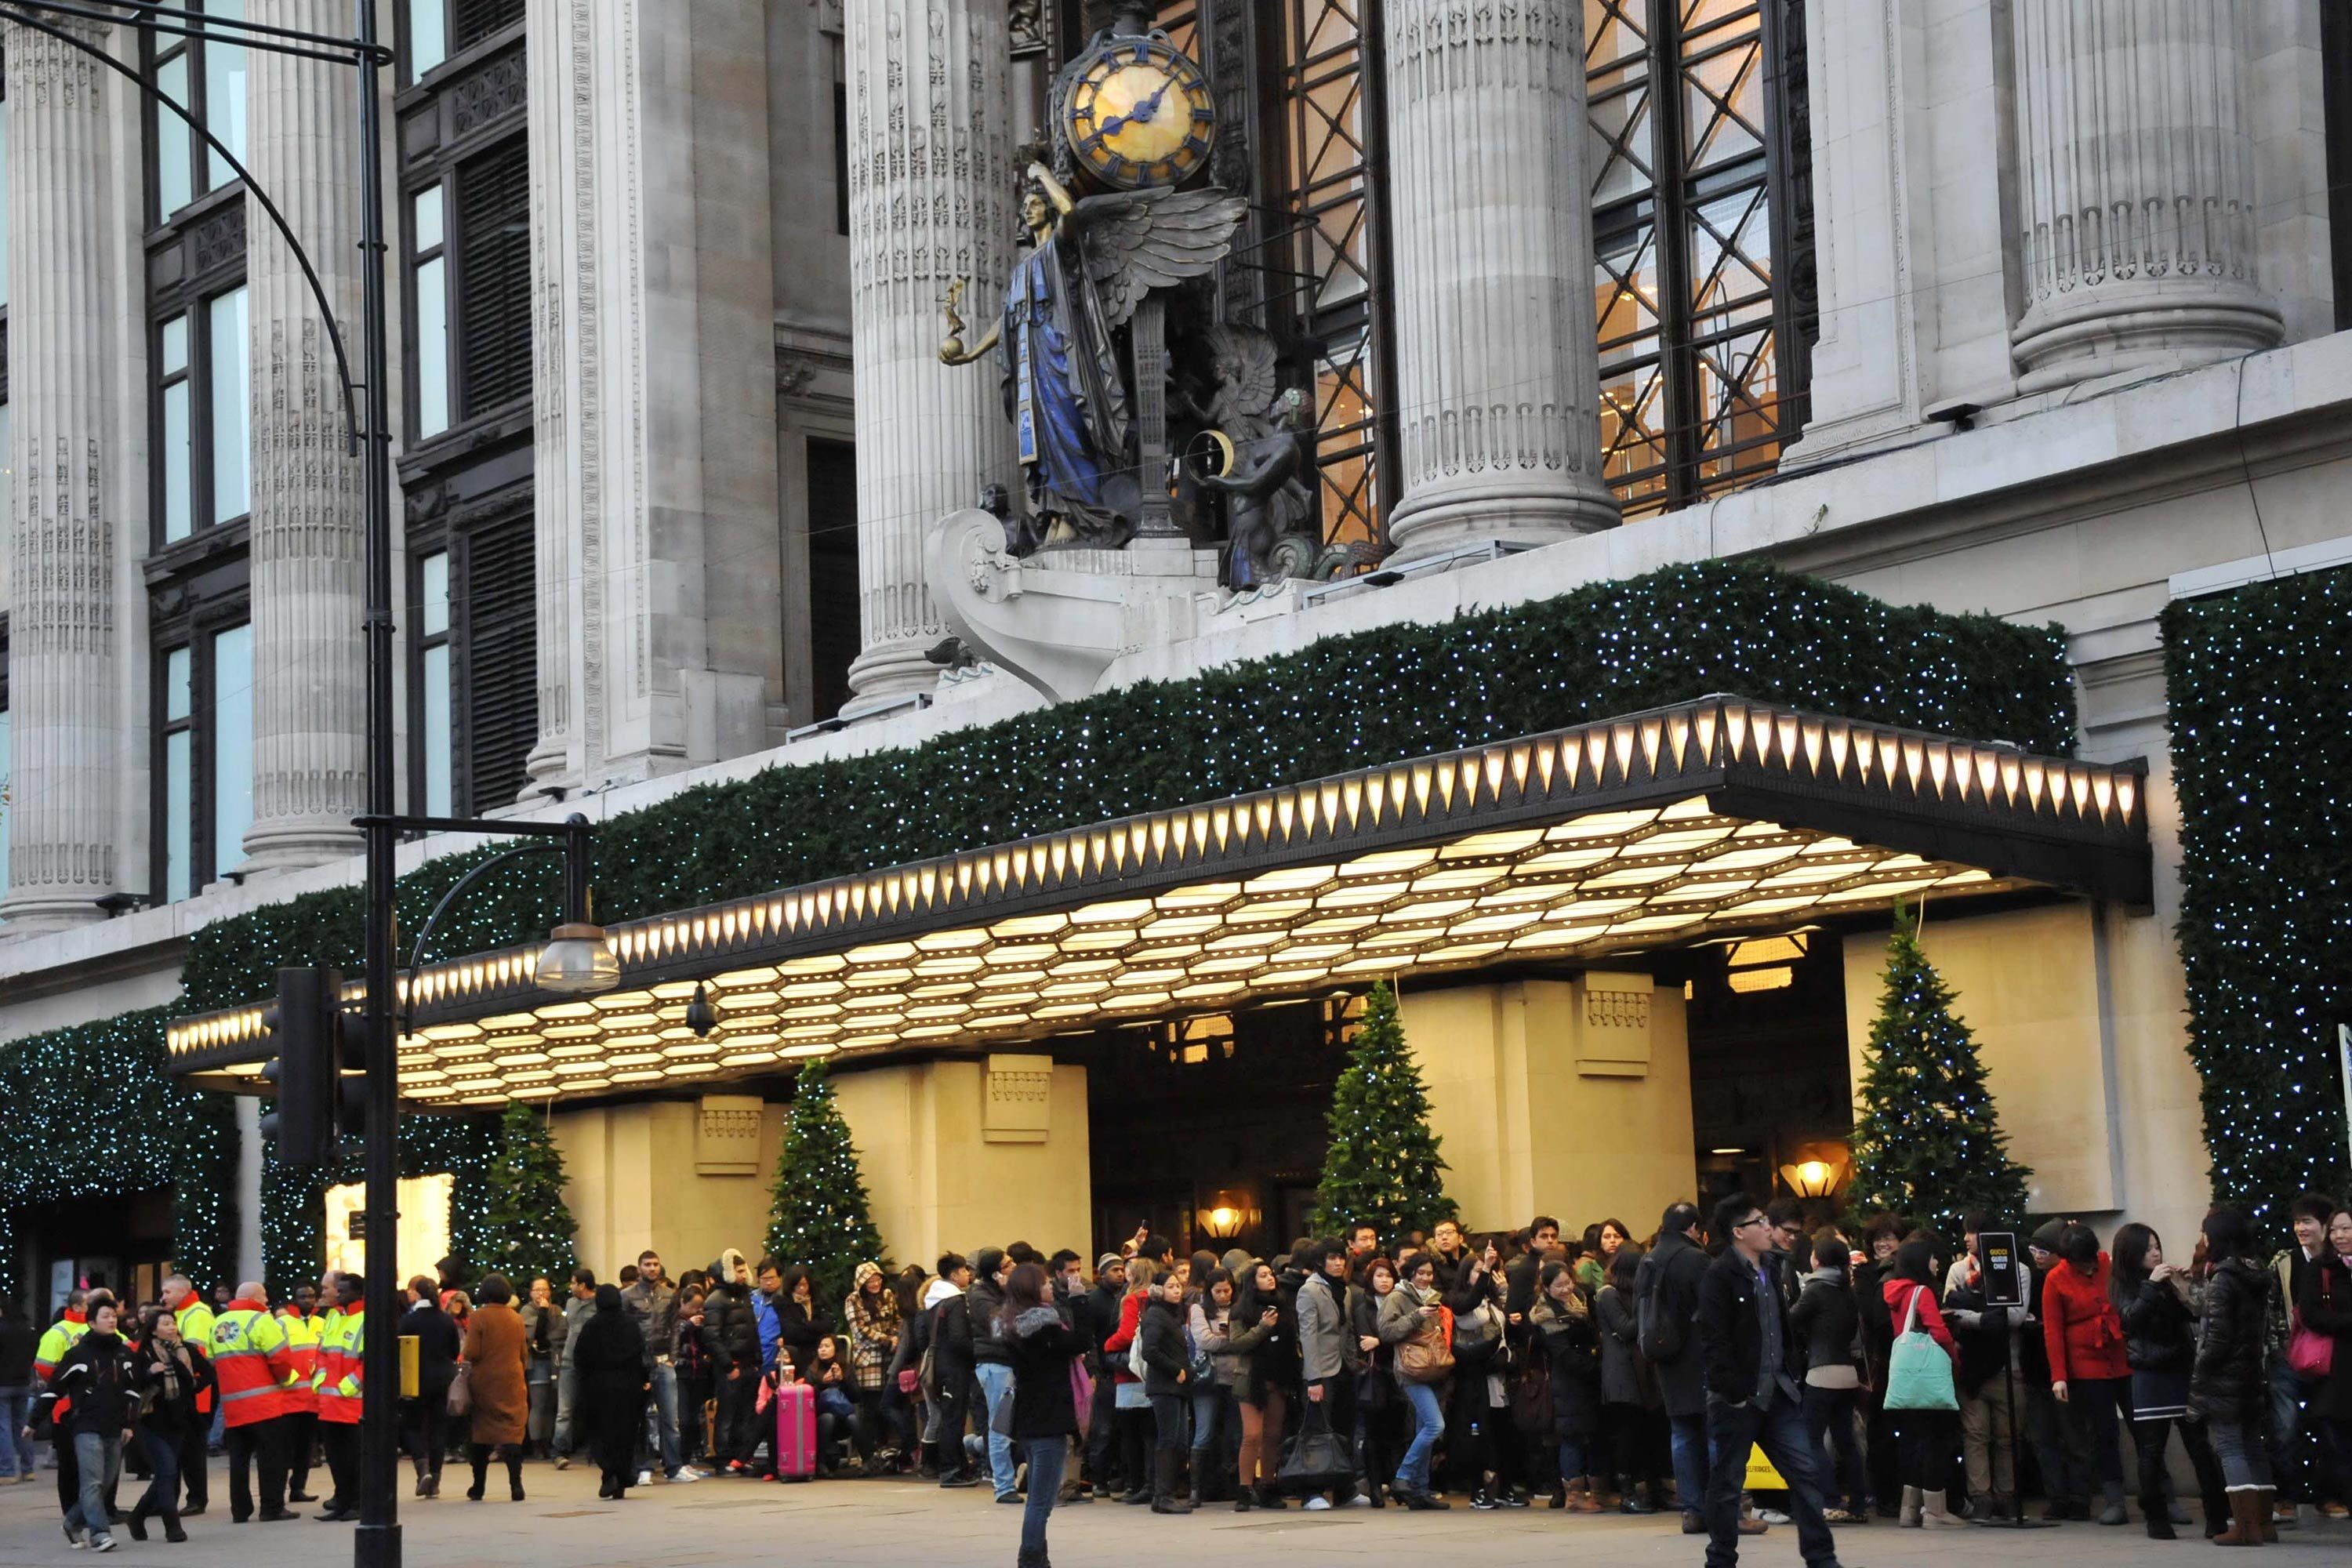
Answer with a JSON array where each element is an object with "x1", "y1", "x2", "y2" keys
[
  {"x1": 831, "y1": 1056, "x2": 1091, "y2": 1270},
  {"x1": 2009, "y1": 0, "x2": 2281, "y2": 395},
  {"x1": 0, "y1": 21, "x2": 119, "y2": 931},
  {"x1": 1381, "y1": 2, "x2": 1617, "y2": 563},
  {"x1": 1406, "y1": 978, "x2": 1693, "y2": 1234},
  {"x1": 840, "y1": 0, "x2": 1015, "y2": 715},
  {"x1": 238, "y1": 0, "x2": 368, "y2": 873}
]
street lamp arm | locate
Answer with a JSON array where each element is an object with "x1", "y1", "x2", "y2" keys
[
  {"x1": 398, "y1": 841, "x2": 563, "y2": 1032},
  {"x1": 114, "y1": 0, "x2": 394, "y2": 63},
  {"x1": 0, "y1": 1, "x2": 367, "y2": 454},
  {"x1": 15, "y1": 0, "x2": 384, "y2": 64}
]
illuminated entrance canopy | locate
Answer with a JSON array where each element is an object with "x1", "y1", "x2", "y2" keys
[{"x1": 169, "y1": 696, "x2": 2149, "y2": 1105}]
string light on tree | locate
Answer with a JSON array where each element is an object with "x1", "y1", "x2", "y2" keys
[
  {"x1": 765, "y1": 1060, "x2": 891, "y2": 1308},
  {"x1": 480, "y1": 1100, "x2": 581, "y2": 1290},
  {"x1": 1310, "y1": 982, "x2": 1460, "y2": 1243}
]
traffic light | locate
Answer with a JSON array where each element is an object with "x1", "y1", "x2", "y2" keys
[{"x1": 260, "y1": 967, "x2": 341, "y2": 1169}]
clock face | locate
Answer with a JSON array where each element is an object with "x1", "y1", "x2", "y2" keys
[{"x1": 1065, "y1": 38, "x2": 1217, "y2": 191}]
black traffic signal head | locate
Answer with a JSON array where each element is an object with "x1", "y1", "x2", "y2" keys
[{"x1": 259, "y1": 967, "x2": 343, "y2": 1169}]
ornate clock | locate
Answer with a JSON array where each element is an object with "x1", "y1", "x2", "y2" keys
[{"x1": 1062, "y1": 34, "x2": 1218, "y2": 191}]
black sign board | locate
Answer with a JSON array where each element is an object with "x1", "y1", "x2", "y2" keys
[{"x1": 1978, "y1": 1230, "x2": 2025, "y2": 1309}]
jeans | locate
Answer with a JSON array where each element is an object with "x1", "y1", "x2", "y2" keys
[
  {"x1": 815, "y1": 1386, "x2": 857, "y2": 1428},
  {"x1": 1189, "y1": 1385, "x2": 1230, "y2": 1470},
  {"x1": 65, "y1": 1432, "x2": 120, "y2": 1537},
  {"x1": 554, "y1": 1363, "x2": 580, "y2": 1456},
  {"x1": 1553, "y1": 1417, "x2": 1588, "y2": 1486},
  {"x1": 1669, "y1": 1410, "x2": 1709, "y2": 1512},
  {"x1": 137, "y1": 1428, "x2": 180, "y2": 1519},
  {"x1": 1021, "y1": 1436, "x2": 1065, "y2": 1556},
  {"x1": 2211, "y1": 1419, "x2": 2275, "y2": 1492},
  {"x1": 648, "y1": 1361, "x2": 683, "y2": 1475},
  {"x1": 1703, "y1": 1397, "x2": 1838, "y2": 1568},
  {"x1": 973, "y1": 1362, "x2": 1016, "y2": 1495},
  {"x1": 0, "y1": 1387, "x2": 33, "y2": 1478},
  {"x1": 2267, "y1": 1360, "x2": 2313, "y2": 1503},
  {"x1": 1396, "y1": 1380, "x2": 1443, "y2": 1492},
  {"x1": 1801, "y1": 1385, "x2": 1867, "y2": 1513}
]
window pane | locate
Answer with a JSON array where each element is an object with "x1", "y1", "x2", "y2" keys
[
  {"x1": 164, "y1": 644, "x2": 194, "y2": 723},
  {"x1": 205, "y1": 0, "x2": 249, "y2": 191},
  {"x1": 162, "y1": 382, "x2": 194, "y2": 542},
  {"x1": 420, "y1": 550, "x2": 450, "y2": 637},
  {"x1": 413, "y1": 184, "x2": 445, "y2": 252},
  {"x1": 165, "y1": 730, "x2": 192, "y2": 903},
  {"x1": 415, "y1": 254, "x2": 449, "y2": 438},
  {"x1": 209, "y1": 286, "x2": 250, "y2": 521},
  {"x1": 212, "y1": 622, "x2": 253, "y2": 877},
  {"x1": 0, "y1": 101, "x2": 11, "y2": 308},
  {"x1": 157, "y1": 53, "x2": 194, "y2": 217},
  {"x1": 411, "y1": 0, "x2": 447, "y2": 77},
  {"x1": 421, "y1": 641, "x2": 452, "y2": 816},
  {"x1": 162, "y1": 314, "x2": 190, "y2": 376}
]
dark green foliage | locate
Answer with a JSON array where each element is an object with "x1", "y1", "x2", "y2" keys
[
  {"x1": 1309, "y1": 984, "x2": 1459, "y2": 1242},
  {"x1": 2163, "y1": 567, "x2": 2352, "y2": 1229},
  {"x1": 481, "y1": 1101, "x2": 581, "y2": 1290},
  {"x1": 2, "y1": 560, "x2": 2079, "y2": 1290},
  {"x1": 0, "y1": 1009, "x2": 238, "y2": 1301},
  {"x1": 1847, "y1": 906, "x2": 2032, "y2": 1239},
  {"x1": 764, "y1": 1062, "x2": 890, "y2": 1308},
  {"x1": 259, "y1": 1114, "x2": 498, "y2": 1302}
]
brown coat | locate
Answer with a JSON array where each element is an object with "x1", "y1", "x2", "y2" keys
[{"x1": 461, "y1": 1302, "x2": 531, "y2": 1447}]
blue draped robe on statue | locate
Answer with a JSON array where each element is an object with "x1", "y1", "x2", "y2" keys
[{"x1": 998, "y1": 229, "x2": 1132, "y2": 539}]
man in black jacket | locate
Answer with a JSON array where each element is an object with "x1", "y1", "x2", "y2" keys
[
  {"x1": 929, "y1": 1254, "x2": 979, "y2": 1489},
  {"x1": 1693, "y1": 1195, "x2": 1843, "y2": 1568},
  {"x1": 1635, "y1": 1202, "x2": 1713, "y2": 1528},
  {"x1": 1083, "y1": 1254, "x2": 1126, "y2": 1494}
]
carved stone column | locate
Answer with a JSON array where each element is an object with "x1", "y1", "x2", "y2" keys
[
  {"x1": 1381, "y1": 1, "x2": 1617, "y2": 564},
  {"x1": 2010, "y1": 0, "x2": 2281, "y2": 394},
  {"x1": 841, "y1": 0, "x2": 1015, "y2": 716},
  {"x1": 0, "y1": 22, "x2": 119, "y2": 931},
  {"x1": 238, "y1": 0, "x2": 368, "y2": 871}
]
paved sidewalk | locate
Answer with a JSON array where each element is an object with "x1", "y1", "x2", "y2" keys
[{"x1": 0, "y1": 1461, "x2": 2345, "y2": 1566}]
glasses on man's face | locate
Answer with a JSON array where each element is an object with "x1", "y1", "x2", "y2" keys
[{"x1": 1736, "y1": 1216, "x2": 1768, "y2": 1231}]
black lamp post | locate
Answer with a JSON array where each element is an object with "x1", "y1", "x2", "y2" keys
[{"x1": 0, "y1": 7, "x2": 435, "y2": 1566}]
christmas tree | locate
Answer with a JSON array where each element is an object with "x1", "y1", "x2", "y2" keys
[
  {"x1": 480, "y1": 1100, "x2": 579, "y2": 1289},
  {"x1": 1847, "y1": 905, "x2": 2032, "y2": 1238},
  {"x1": 765, "y1": 1060, "x2": 891, "y2": 1309},
  {"x1": 1309, "y1": 983, "x2": 1459, "y2": 1243}
]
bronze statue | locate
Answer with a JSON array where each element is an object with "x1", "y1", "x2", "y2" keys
[{"x1": 942, "y1": 163, "x2": 1244, "y2": 550}]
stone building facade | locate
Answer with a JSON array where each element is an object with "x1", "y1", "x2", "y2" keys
[{"x1": 4, "y1": 0, "x2": 2350, "y2": 1288}]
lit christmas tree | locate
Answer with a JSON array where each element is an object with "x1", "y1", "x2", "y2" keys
[
  {"x1": 1848, "y1": 905, "x2": 2032, "y2": 1238},
  {"x1": 480, "y1": 1100, "x2": 579, "y2": 1289},
  {"x1": 1309, "y1": 982, "x2": 1459, "y2": 1243},
  {"x1": 765, "y1": 1060, "x2": 891, "y2": 1308}
]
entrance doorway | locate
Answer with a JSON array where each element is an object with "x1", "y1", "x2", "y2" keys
[
  {"x1": 1682, "y1": 932, "x2": 1853, "y2": 1218},
  {"x1": 16, "y1": 1189, "x2": 178, "y2": 1317},
  {"x1": 1077, "y1": 996, "x2": 1363, "y2": 1260}
]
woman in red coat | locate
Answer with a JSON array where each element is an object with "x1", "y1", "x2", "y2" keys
[
  {"x1": 1882, "y1": 1239, "x2": 1962, "y2": 1528},
  {"x1": 2042, "y1": 1224, "x2": 2131, "y2": 1524}
]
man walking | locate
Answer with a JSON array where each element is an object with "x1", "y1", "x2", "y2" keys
[
  {"x1": 210, "y1": 1280, "x2": 299, "y2": 1523},
  {"x1": 1693, "y1": 1196, "x2": 1844, "y2": 1568}
]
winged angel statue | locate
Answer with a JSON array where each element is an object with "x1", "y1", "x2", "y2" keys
[{"x1": 942, "y1": 162, "x2": 1245, "y2": 550}]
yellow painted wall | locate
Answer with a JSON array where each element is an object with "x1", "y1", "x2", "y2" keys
[
  {"x1": 550, "y1": 1100, "x2": 790, "y2": 1280},
  {"x1": 831, "y1": 1060, "x2": 1094, "y2": 1270},
  {"x1": 1406, "y1": 979, "x2": 1696, "y2": 1235}
]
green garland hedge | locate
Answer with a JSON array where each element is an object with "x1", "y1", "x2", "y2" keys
[
  {"x1": 5, "y1": 559, "x2": 2076, "y2": 1294},
  {"x1": 2163, "y1": 564, "x2": 2352, "y2": 1227}
]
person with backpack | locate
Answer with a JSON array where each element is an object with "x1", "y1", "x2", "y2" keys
[
  {"x1": 1597, "y1": 1246, "x2": 1668, "y2": 1515},
  {"x1": 1635, "y1": 1200, "x2": 1719, "y2": 1532},
  {"x1": 921, "y1": 1254, "x2": 978, "y2": 1488}
]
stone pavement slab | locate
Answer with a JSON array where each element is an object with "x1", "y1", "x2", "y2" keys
[{"x1": 0, "y1": 1461, "x2": 2345, "y2": 1567}]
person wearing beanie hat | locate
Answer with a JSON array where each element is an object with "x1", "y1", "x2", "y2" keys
[{"x1": 2030, "y1": 1221, "x2": 2068, "y2": 1261}]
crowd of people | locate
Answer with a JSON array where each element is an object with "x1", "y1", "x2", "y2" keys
[{"x1": 2, "y1": 1191, "x2": 2349, "y2": 1564}]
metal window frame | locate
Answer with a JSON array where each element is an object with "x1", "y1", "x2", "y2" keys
[{"x1": 145, "y1": 564, "x2": 251, "y2": 901}]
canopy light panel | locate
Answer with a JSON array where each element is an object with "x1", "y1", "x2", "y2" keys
[{"x1": 168, "y1": 696, "x2": 2150, "y2": 1105}]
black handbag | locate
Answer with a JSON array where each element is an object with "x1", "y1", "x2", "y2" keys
[{"x1": 1276, "y1": 1406, "x2": 1356, "y2": 1494}]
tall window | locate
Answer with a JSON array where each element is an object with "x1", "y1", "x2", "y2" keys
[
  {"x1": 153, "y1": 618, "x2": 253, "y2": 901},
  {"x1": 405, "y1": 0, "x2": 524, "y2": 81},
  {"x1": 406, "y1": 516, "x2": 535, "y2": 815},
  {"x1": 148, "y1": 0, "x2": 248, "y2": 222},
  {"x1": 806, "y1": 441, "x2": 860, "y2": 721},
  {"x1": 154, "y1": 284, "x2": 251, "y2": 543},
  {"x1": 400, "y1": 58, "x2": 532, "y2": 441},
  {"x1": 1587, "y1": 0, "x2": 1813, "y2": 517},
  {"x1": 0, "y1": 628, "x2": 11, "y2": 906}
]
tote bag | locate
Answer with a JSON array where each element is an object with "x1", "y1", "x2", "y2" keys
[
  {"x1": 2287, "y1": 1266, "x2": 2336, "y2": 1378},
  {"x1": 1881, "y1": 1285, "x2": 1958, "y2": 1412},
  {"x1": 445, "y1": 1362, "x2": 472, "y2": 1417}
]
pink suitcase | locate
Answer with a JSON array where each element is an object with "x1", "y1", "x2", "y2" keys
[{"x1": 773, "y1": 1381, "x2": 818, "y2": 1481}]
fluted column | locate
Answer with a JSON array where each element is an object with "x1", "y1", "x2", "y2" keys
[
  {"x1": 0, "y1": 21, "x2": 118, "y2": 931},
  {"x1": 524, "y1": 0, "x2": 588, "y2": 791},
  {"x1": 2009, "y1": 0, "x2": 2281, "y2": 395},
  {"x1": 238, "y1": 0, "x2": 368, "y2": 871},
  {"x1": 842, "y1": 0, "x2": 1014, "y2": 716},
  {"x1": 1382, "y1": 1, "x2": 1617, "y2": 564}
]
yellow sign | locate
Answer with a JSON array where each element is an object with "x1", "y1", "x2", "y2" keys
[{"x1": 1744, "y1": 1446, "x2": 1788, "y2": 1492}]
